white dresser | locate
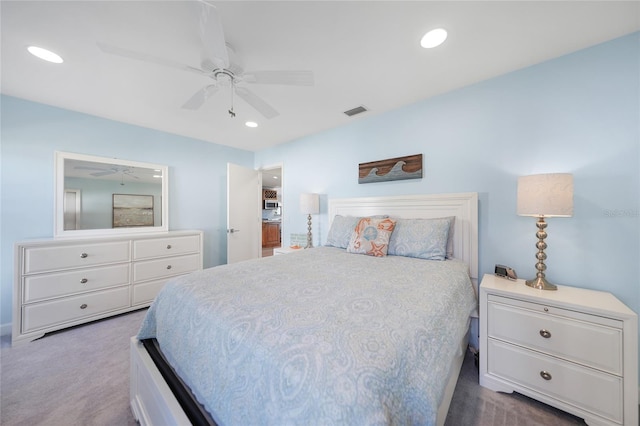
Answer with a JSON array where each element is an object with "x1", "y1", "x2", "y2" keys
[
  {"x1": 479, "y1": 274, "x2": 638, "y2": 426},
  {"x1": 13, "y1": 230, "x2": 203, "y2": 345}
]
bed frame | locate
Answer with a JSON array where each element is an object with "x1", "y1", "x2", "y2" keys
[{"x1": 131, "y1": 192, "x2": 479, "y2": 426}]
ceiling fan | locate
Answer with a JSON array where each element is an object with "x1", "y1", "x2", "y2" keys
[
  {"x1": 97, "y1": 1, "x2": 314, "y2": 119},
  {"x1": 75, "y1": 165, "x2": 139, "y2": 180}
]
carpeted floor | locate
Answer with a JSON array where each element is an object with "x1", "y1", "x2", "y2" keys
[
  {"x1": 1, "y1": 310, "x2": 144, "y2": 426},
  {"x1": 444, "y1": 348, "x2": 585, "y2": 425},
  {"x1": 1, "y1": 309, "x2": 587, "y2": 425}
]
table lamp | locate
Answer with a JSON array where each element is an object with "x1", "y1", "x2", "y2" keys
[
  {"x1": 517, "y1": 173, "x2": 573, "y2": 290},
  {"x1": 300, "y1": 193, "x2": 319, "y2": 248}
]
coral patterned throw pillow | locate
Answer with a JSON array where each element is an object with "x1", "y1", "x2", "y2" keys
[{"x1": 347, "y1": 217, "x2": 397, "y2": 257}]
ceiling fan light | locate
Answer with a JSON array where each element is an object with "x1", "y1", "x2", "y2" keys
[
  {"x1": 245, "y1": 121, "x2": 258, "y2": 128},
  {"x1": 27, "y1": 46, "x2": 64, "y2": 63},
  {"x1": 420, "y1": 28, "x2": 448, "y2": 49}
]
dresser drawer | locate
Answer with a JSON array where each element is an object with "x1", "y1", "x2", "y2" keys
[
  {"x1": 23, "y1": 241, "x2": 130, "y2": 274},
  {"x1": 132, "y1": 278, "x2": 169, "y2": 306},
  {"x1": 22, "y1": 286, "x2": 130, "y2": 333},
  {"x1": 133, "y1": 235, "x2": 200, "y2": 260},
  {"x1": 23, "y1": 264, "x2": 130, "y2": 303},
  {"x1": 488, "y1": 296, "x2": 622, "y2": 375},
  {"x1": 488, "y1": 339, "x2": 623, "y2": 424},
  {"x1": 133, "y1": 254, "x2": 200, "y2": 283}
]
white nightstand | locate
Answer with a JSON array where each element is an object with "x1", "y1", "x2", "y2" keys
[
  {"x1": 273, "y1": 246, "x2": 304, "y2": 255},
  {"x1": 479, "y1": 273, "x2": 638, "y2": 426}
]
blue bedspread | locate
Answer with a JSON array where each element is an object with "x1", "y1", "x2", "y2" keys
[{"x1": 138, "y1": 246, "x2": 477, "y2": 425}]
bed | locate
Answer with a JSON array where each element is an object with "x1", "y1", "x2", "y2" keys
[{"x1": 130, "y1": 193, "x2": 479, "y2": 425}]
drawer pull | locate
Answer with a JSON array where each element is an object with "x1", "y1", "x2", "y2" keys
[
  {"x1": 540, "y1": 371, "x2": 552, "y2": 381},
  {"x1": 80, "y1": 253, "x2": 88, "y2": 258},
  {"x1": 539, "y1": 329, "x2": 552, "y2": 338},
  {"x1": 167, "y1": 244, "x2": 172, "y2": 249},
  {"x1": 80, "y1": 278, "x2": 88, "y2": 284},
  {"x1": 80, "y1": 303, "x2": 88, "y2": 309},
  {"x1": 166, "y1": 265, "x2": 172, "y2": 270}
]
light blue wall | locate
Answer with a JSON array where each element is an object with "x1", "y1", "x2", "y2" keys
[
  {"x1": 0, "y1": 96, "x2": 254, "y2": 326},
  {"x1": 256, "y1": 33, "x2": 640, "y2": 341}
]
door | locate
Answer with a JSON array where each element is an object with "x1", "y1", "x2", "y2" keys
[
  {"x1": 63, "y1": 189, "x2": 81, "y2": 230},
  {"x1": 227, "y1": 163, "x2": 261, "y2": 264}
]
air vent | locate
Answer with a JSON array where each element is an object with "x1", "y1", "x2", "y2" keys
[{"x1": 343, "y1": 105, "x2": 368, "y2": 117}]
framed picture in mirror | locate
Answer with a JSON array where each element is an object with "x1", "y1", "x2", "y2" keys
[{"x1": 112, "y1": 194, "x2": 154, "y2": 227}]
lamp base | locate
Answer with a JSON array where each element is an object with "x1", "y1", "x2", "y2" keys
[
  {"x1": 525, "y1": 276, "x2": 557, "y2": 291},
  {"x1": 305, "y1": 214, "x2": 313, "y2": 249}
]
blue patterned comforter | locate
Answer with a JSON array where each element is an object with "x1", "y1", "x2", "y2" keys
[{"x1": 138, "y1": 246, "x2": 477, "y2": 425}]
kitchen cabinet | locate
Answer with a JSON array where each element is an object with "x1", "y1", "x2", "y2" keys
[{"x1": 262, "y1": 222, "x2": 281, "y2": 248}]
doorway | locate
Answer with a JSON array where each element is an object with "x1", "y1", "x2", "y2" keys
[
  {"x1": 63, "y1": 189, "x2": 81, "y2": 230},
  {"x1": 261, "y1": 166, "x2": 283, "y2": 257}
]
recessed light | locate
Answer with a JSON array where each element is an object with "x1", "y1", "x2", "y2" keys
[
  {"x1": 420, "y1": 28, "x2": 448, "y2": 49},
  {"x1": 27, "y1": 46, "x2": 64, "y2": 63},
  {"x1": 245, "y1": 121, "x2": 258, "y2": 128}
]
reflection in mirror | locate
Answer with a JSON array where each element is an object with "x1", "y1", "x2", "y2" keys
[{"x1": 55, "y1": 151, "x2": 168, "y2": 238}]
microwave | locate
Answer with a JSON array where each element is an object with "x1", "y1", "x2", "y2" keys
[{"x1": 264, "y1": 200, "x2": 279, "y2": 209}]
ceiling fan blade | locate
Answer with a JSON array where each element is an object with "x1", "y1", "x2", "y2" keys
[
  {"x1": 197, "y1": 1, "x2": 229, "y2": 69},
  {"x1": 97, "y1": 42, "x2": 205, "y2": 76},
  {"x1": 235, "y1": 87, "x2": 279, "y2": 119},
  {"x1": 75, "y1": 166, "x2": 109, "y2": 171},
  {"x1": 243, "y1": 70, "x2": 314, "y2": 86},
  {"x1": 182, "y1": 85, "x2": 220, "y2": 110},
  {"x1": 90, "y1": 171, "x2": 116, "y2": 177}
]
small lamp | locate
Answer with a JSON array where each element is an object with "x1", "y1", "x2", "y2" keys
[
  {"x1": 517, "y1": 173, "x2": 573, "y2": 291},
  {"x1": 300, "y1": 193, "x2": 319, "y2": 249}
]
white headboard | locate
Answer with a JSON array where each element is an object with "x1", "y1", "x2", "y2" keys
[{"x1": 328, "y1": 193, "x2": 479, "y2": 286}]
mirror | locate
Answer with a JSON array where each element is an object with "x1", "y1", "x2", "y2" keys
[{"x1": 54, "y1": 151, "x2": 168, "y2": 238}]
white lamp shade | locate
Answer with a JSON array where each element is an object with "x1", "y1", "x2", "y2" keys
[
  {"x1": 517, "y1": 173, "x2": 573, "y2": 217},
  {"x1": 300, "y1": 193, "x2": 319, "y2": 214}
]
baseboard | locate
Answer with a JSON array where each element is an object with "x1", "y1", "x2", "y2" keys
[{"x1": 0, "y1": 322, "x2": 11, "y2": 337}]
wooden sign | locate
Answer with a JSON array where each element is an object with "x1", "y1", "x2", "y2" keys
[{"x1": 359, "y1": 154, "x2": 423, "y2": 184}]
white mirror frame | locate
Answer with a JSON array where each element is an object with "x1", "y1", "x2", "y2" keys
[{"x1": 54, "y1": 151, "x2": 169, "y2": 238}]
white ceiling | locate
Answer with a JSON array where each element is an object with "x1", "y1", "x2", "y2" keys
[{"x1": 2, "y1": 1, "x2": 639, "y2": 152}]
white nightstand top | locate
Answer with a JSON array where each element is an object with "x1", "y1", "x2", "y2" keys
[
  {"x1": 480, "y1": 273, "x2": 636, "y2": 319},
  {"x1": 273, "y1": 246, "x2": 305, "y2": 255}
]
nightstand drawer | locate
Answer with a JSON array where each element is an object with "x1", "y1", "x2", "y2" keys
[
  {"x1": 488, "y1": 295, "x2": 622, "y2": 375},
  {"x1": 488, "y1": 339, "x2": 623, "y2": 424}
]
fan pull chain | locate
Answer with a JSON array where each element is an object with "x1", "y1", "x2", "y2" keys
[{"x1": 228, "y1": 78, "x2": 236, "y2": 118}]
